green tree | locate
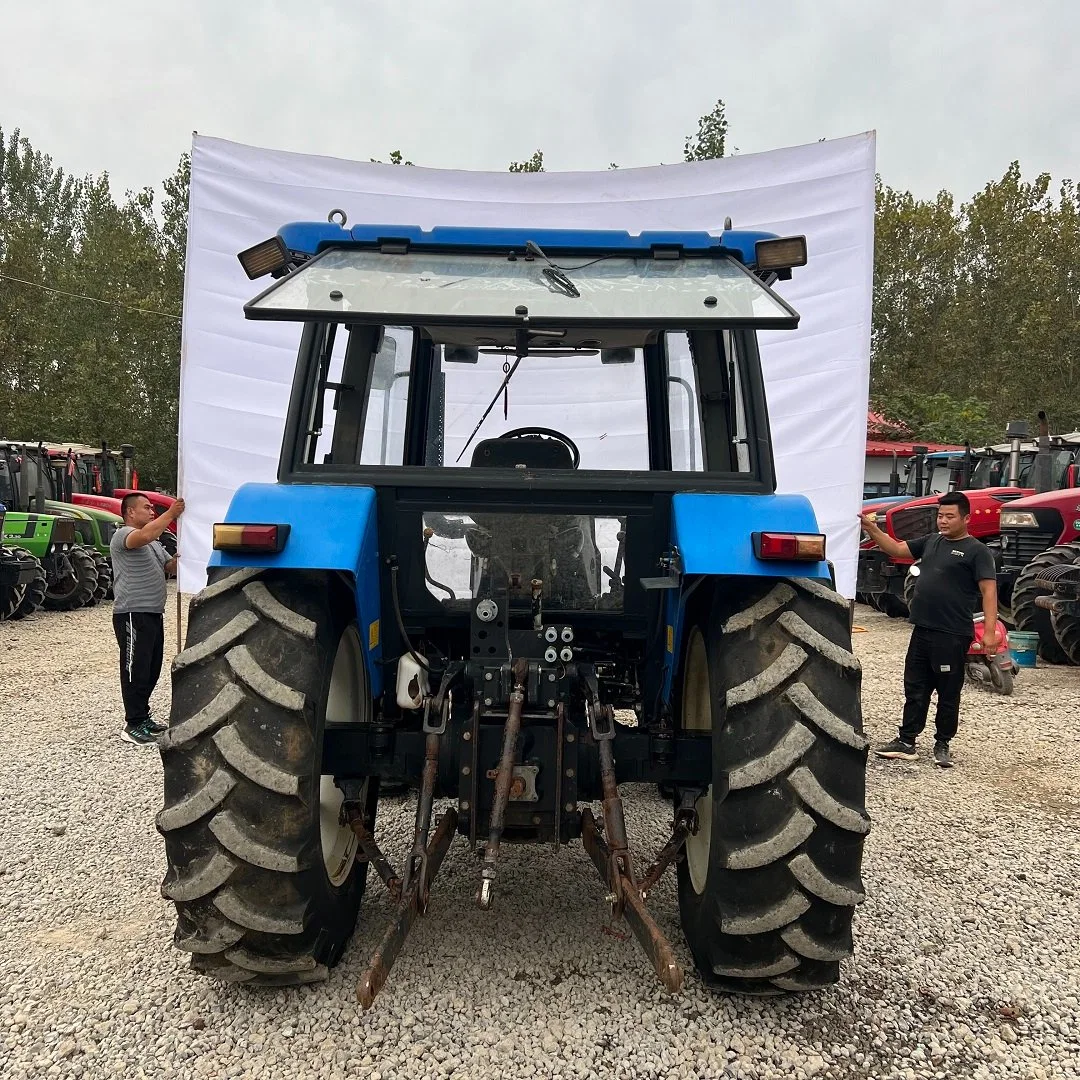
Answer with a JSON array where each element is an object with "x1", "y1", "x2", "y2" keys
[
  {"x1": 872, "y1": 163, "x2": 1080, "y2": 443},
  {"x1": 509, "y1": 150, "x2": 545, "y2": 173},
  {"x1": 0, "y1": 130, "x2": 185, "y2": 491},
  {"x1": 684, "y1": 99, "x2": 728, "y2": 162}
]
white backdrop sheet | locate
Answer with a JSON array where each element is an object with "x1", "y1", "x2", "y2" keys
[{"x1": 178, "y1": 133, "x2": 875, "y2": 595}]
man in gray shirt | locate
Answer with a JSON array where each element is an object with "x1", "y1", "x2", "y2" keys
[{"x1": 111, "y1": 493, "x2": 185, "y2": 745}]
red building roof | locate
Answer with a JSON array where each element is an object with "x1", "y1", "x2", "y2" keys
[
  {"x1": 865, "y1": 439, "x2": 965, "y2": 457},
  {"x1": 866, "y1": 409, "x2": 911, "y2": 439}
]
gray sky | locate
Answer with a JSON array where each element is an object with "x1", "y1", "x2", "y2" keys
[{"x1": 4, "y1": 0, "x2": 1077, "y2": 202}]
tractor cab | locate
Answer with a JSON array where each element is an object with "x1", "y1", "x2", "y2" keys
[{"x1": 227, "y1": 225, "x2": 829, "y2": 725}]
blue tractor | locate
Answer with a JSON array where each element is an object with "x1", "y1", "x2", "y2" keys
[{"x1": 159, "y1": 219, "x2": 868, "y2": 1004}]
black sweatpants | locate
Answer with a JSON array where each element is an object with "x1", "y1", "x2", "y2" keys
[
  {"x1": 900, "y1": 626, "x2": 970, "y2": 744},
  {"x1": 113, "y1": 611, "x2": 165, "y2": 726}
]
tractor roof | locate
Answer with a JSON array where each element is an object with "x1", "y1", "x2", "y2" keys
[{"x1": 274, "y1": 223, "x2": 785, "y2": 269}]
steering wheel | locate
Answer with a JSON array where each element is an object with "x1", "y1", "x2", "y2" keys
[{"x1": 499, "y1": 427, "x2": 581, "y2": 469}]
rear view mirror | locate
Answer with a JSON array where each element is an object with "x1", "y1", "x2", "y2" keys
[
  {"x1": 1067, "y1": 464, "x2": 1079, "y2": 489},
  {"x1": 600, "y1": 347, "x2": 635, "y2": 365},
  {"x1": 444, "y1": 346, "x2": 479, "y2": 364}
]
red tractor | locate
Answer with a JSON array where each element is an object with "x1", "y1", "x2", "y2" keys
[
  {"x1": 41, "y1": 442, "x2": 178, "y2": 553},
  {"x1": 997, "y1": 465, "x2": 1080, "y2": 662},
  {"x1": 857, "y1": 417, "x2": 1080, "y2": 620}
]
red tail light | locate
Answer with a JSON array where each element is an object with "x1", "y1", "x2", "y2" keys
[
  {"x1": 754, "y1": 532, "x2": 826, "y2": 561},
  {"x1": 213, "y1": 523, "x2": 290, "y2": 553}
]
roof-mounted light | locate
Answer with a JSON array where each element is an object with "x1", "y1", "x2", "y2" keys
[
  {"x1": 237, "y1": 236, "x2": 291, "y2": 280},
  {"x1": 754, "y1": 236, "x2": 808, "y2": 273}
]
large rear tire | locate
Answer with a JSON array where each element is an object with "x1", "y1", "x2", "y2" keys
[
  {"x1": 1048, "y1": 549, "x2": 1080, "y2": 665},
  {"x1": 0, "y1": 547, "x2": 28, "y2": 620},
  {"x1": 1012, "y1": 542, "x2": 1080, "y2": 665},
  {"x1": 9, "y1": 549, "x2": 45, "y2": 620},
  {"x1": 90, "y1": 552, "x2": 112, "y2": 603},
  {"x1": 158, "y1": 567, "x2": 376, "y2": 985},
  {"x1": 42, "y1": 546, "x2": 98, "y2": 611},
  {"x1": 877, "y1": 591, "x2": 908, "y2": 619},
  {"x1": 676, "y1": 577, "x2": 869, "y2": 993},
  {"x1": 903, "y1": 567, "x2": 918, "y2": 611}
]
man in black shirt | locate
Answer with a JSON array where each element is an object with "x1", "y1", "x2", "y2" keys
[{"x1": 861, "y1": 491, "x2": 998, "y2": 767}]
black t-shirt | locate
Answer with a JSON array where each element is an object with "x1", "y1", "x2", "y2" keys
[{"x1": 907, "y1": 533, "x2": 996, "y2": 637}]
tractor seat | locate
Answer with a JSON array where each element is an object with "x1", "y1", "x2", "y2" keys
[{"x1": 470, "y1": 436, "x2": 574, "y2": 470}]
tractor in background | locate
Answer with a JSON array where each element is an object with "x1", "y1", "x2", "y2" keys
[
  {"x1": 858, "y1": 417, "x2": 1080, "y2": 622},
  {"x1": 0, "y1": 446, "x2": 96, "y2": 612}
]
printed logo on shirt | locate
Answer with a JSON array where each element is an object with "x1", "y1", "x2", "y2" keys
[{"x1": 951, "y1": 549, "x2": 966, "y2": 557}]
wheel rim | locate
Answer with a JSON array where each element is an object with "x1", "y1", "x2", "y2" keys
[
  {"x1": 45, "y1": 554, "x2": 78, "y2": 600},
  {"x1": 682, "y1": 627, "x2": 713, "y2": 895},
  {"x1": 320, "y1": 626, "x2": 365, "y2": 887}
]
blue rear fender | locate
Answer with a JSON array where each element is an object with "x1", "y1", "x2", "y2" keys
[
  {"x1": 210, "y1": 483, "x2": 382, "y2": 695},
  {"x1": 662, "y1": 492, "x2": 832, "y2": 704}
]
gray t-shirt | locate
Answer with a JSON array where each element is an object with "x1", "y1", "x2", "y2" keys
[{"x1": 111, "y1": 527, "x2": 170, "y2": 614}]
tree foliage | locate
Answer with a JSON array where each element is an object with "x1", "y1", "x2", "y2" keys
[
  {"x1": 0, "y1": 127, "x2": 184, "y2": 490},
  {"x1": 508, "y1": 150, "x2": 545, "y2": 173},
  {"x1": 684, "y1": 99, "x2": 728, "y2": 162},
  {"x1": 3, "y1": 103, "x2": 1079, "y2": 492},
  {"x1": 872, "y1": 162, "x2": 1080, "y2": 443}
]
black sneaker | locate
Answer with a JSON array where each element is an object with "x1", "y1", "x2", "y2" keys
[
  {"x1": 146, "y1": 719, "x2": 168, "y2": 735},
  {"x1": 874, "y1": 737, "x2": 918, "y2": 761},
  {"x1": 120, "y1": 721, "x2": 161, "y2": 747},
  {"x1": 933, "y1": 741, "x2": 953, "y2": 768}
]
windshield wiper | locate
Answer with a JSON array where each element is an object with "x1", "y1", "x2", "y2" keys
[
  {"x1": 527, "y1": 241, "x2": 580, "y2": 298},
  {"x1": 541, "y1": 266, "x2": 580, "y2": 298},
  {"x1": 454, "y1": 355, "x2": 524, "y2": 463},
  {"x1": 454, "y1": 326, "x2": 568, "y2": 464}
]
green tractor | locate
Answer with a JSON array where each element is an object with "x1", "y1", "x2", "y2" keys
[
  {"x1": 45, "y1": 504, "x2": 116, "y2": 604},
  {"x1": 16, "y1": 442, "x2": 121, "y2": 601},
  {"x1": 0, "y1": 446, "x2": 98, "y2": 612}
]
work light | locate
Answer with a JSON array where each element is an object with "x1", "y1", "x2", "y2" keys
[
  {"x1": 237, "y1": 236, "x2": 291, "y2": 280},
  {"x1": 754, "y1": 236, "x2": 808, "y2": 272}
]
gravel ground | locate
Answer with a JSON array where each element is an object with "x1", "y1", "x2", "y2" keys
[{"x1": 1, "y1": 593, "x2": 1079, "y2": 1080}]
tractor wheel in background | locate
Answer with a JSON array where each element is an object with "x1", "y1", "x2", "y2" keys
[
  {"x1": 159, "y1": 567, "x2": 377, "y2": 985},
  {"x1": 676, "y1": 576, "x2": 869, "y2": 994},
  {"x1": 902, "y1": 566, "x2": 918, "y2": 612},
  {"x1": 0, "y1": 547, "x2": 27, "y2": 620},
  {"x1": 42, "y1": 546, "x2": 99, "y2": 611},
  {"x1": 9, "y1": 549, "x2": 46, "y2": 620},
  {"x1": 159, "y1": 530, "x2": 178, "y2": 557},
  {"x1": 90, "y1": 552, "x2": 112, "y2": 603},
  {"x1": 0, "y1": 585, "x2": 21, "y2": 621},
  {"x1": 1012, "y1": 542, "x2": 1080, "y2": 665},
  {"x1": 1051, "y1": 609, "x2": 1080, "y2": 666},
  {"x1": 82, "y1": 552, "x2": 100, "y2": 608},
  {"x1": 877, "y1": 591, "x2": 908, "y2": 619},
  {"x1": 1049, "y1": 549, "x2": 1080, "y2": 665}
]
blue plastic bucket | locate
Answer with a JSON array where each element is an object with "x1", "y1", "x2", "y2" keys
[{"x1": 1010, "y1": 631, "x2": 1039, "y2": 668}]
